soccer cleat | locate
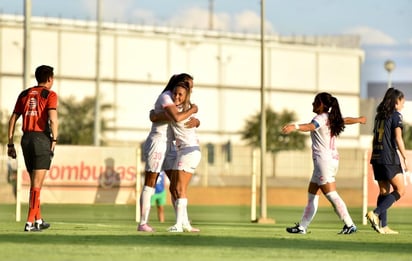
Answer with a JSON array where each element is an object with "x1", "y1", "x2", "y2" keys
[
  {"x1": 137, "y1": 223, "x2": 154, "y2": 232},
  {"x1": 24, "y1": 223, "x2": 41, "y2": 232},
  {"x1": 167, "y1": 225, "x2": 183, "y2": 233},
  {"x1": 286, "y1": 223, "x2": 306, "y2": 234},
  {"x1": 338, "y1": 224, "x2": 357, "y2": 234},
  {"x1": 365, "y1": 211, "x2": 383, "y2": 233},
  {"x1": 35, "y1": 219, "x2": 50, "y2": 230},
  {"x1": 380, "y1": 226, "x2": 399, "y2": 234},
  {"x1": 182, "y1": 224, "x2": 200, "y2": 232}
]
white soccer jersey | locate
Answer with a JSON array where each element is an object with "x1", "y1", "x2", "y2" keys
[
  {"x1": 146, "y1": 90, "x2": 174, "y2": 140},
  {"x1": 310, "y1": 113, "x2": 339, "y2": 160},
  {"x1": 310, "y1": 113, "x2": 339, "y2": 185},
  {"x1": 170, "y1": 107, "x2": 201, "y2": 173},
  {"x1": 143, "y1": 90, "x2": 175, "y2": 172},
  {"x1": 170, "y1": 111, "x2": 199, "y2": 149}
]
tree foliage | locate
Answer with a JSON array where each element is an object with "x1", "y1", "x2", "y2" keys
[
  {"x1": 402, "y1": 123, "x2": 412, "y2": 150},
  {"x1": 0, "y1": 110, "x2": 11, "y2": 144},
  {"x1": 240, "y1": 107, "x2": 307, "y2": 153},
  {"x1": 58, "y1": 96, "x2": 113, "y2": 145}
]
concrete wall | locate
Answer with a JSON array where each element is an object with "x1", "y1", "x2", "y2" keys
[
  {"x1": 0, "y1": 15, "x2": 364, "y2": 147},
  {"x1": 0, "y1": 144, "x2": 367, "y2": 206}
]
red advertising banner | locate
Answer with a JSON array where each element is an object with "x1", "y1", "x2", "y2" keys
[{"x1": 19, "y1": 145, "x2": 141, "y2": 204}]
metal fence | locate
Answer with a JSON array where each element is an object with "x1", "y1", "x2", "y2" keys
[{"x1": 0, "y1": 143, "x2": 366, "y2": 197}]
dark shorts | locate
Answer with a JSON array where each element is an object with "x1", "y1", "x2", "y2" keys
[
  {"x1": 21, "y1": 132, "x2": 53, "y2": 173},
  {"x1": 371, "y1": 164, "x2": 403, "y2": 181}
]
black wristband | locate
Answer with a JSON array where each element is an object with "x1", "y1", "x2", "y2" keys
[
  {"x1": 52, "y1": 139, "x2": 57, "y2": 142},
  {"x1": 7, "y1": 144, "x2": 14, "y2": 148}
]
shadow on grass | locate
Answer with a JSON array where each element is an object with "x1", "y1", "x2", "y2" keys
[
  {"x1": 2, "y1": 203, "x2": 412, "y2": 259},
  {"x1": 0, "y1": 232, "x2": 411, "y2": 255}
]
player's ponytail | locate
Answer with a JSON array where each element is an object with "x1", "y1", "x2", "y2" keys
[
  {"x1": 328, "y1": 96, "x2": 345, "y2": 137},
  {"x1": 316, "y1": 92, "x2": 345, "y2": 137}
]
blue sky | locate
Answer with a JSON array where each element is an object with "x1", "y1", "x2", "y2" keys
[{"x1": 1, "y1": 0, "x2": 411, "y2": 97}]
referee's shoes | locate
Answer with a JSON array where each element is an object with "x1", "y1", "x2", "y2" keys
[
  {"x1": 35, "y1": 219, "x2": 50, "y2": 230},
  {"x1": 24, "y1": 223, "x2": 40, "y2": 232}
]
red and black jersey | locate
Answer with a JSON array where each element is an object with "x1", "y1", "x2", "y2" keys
[{"x1": 13, "y1": 86, "x2": 58, "y2": 132}]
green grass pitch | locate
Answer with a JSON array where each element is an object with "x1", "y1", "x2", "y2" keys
[{"x1": 1, "y1": 204, "x2": 412, "y2": 261}]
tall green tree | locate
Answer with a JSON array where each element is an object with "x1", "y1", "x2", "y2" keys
[
  {"x1": 402, "y1": 122, "x2": 412, "y2": 150},
  {"x1": 58, "y1": 96, "x2": 113, "y2": 145},
  {"x1": 241, "y1": 107, "x2": 306, "y2": 153},
  {"x1": 0, "y1": 110, "x2": 11, "y2": 144}
]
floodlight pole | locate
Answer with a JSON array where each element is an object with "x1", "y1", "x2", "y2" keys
[
  {"x1": 23, "y1": 0, "x2": 31, "y2": 90},
  {"x1": 258, "y1": 0, "x2": 274, "y2": 224},
  {"x1": 16, "y1": 0, "x2": 32, "y2": 223},
  {"x1": 208, "y1": 0, "x2": 214, "y2": 30},
  {"x1": 384, "y1": 60, "x2": 395, "y2": 89},
  {"x1": 94, "y1": 0, "x2": 102, "y2": 146},
  {"x1": 259, "y1": 0, "x2": 267, "y2": 220}
]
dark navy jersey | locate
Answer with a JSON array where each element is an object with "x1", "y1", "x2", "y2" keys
[{"x1": 370, "y1": 111, "x2": 403, "y2": 165}]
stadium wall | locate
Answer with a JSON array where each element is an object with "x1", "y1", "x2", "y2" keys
[
  {"x1": 0, "y1": 14, "x2": 364, "y2": 147},
  {"x1": 1, "y1": 145, "x2": 412, "y2": 208},
  {"x1": 0, "y1": 145, "x2": 367, "y2": 205}
]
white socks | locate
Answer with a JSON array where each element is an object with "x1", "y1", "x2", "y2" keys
[
  {"x1": 300, "y1": 193, "x2": 319, "y2": 229},
  {"x1": 139, "y1": 186, "x2": 155, "y2": 225},
  {"x1": 300, "y1": 191, "x2": 355, "y2": 230},
  {"x1": 325, "y1": 191, "x2": 354, "y2": 226},
  {"x1": 175, "y1": 198, "x2": 188, "y2": 227}
]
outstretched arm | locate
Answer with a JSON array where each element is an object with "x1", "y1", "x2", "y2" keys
[
  {"x1": 282, "y1": 122, "x2": 316, "y2": 134},
  {"x1": 343, "y1": 116, "x2": 366, "y2": 125}
]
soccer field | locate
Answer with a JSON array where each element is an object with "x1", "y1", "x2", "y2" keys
[{"x1": 1, "y1": 204, "x2": 411, "y2": 261}]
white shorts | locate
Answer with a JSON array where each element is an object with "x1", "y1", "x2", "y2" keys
[
  {"x1": 310, "y1": 156, "x2": 338, "y2": 185},
  {"x1": 162, "y1": 141, "x2": 177, "y2": 171},
  {"x1": 143, "y1": 137, "x2": 167, "y2": 173},
  {"x1": 174, "y1": 146, "x2": 201, "y2": 174}
]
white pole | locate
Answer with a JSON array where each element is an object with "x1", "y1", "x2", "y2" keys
[
  {"x1": 202, "y1": 146, "x2": 209, "y2": 187},
  {"x1": 94, "y1": 0, "x2": 102, "y2": 146},
  {"x1": 23, "y1": 0, "x2": 31, "y2": 90},
  {"x1": 258, "y1": 0, "x2": 268, "y2": 222},
  {"x1": 135, "y1": 147, "x2": 141, "y2": 222},
  {"x1": 15, "y1": 151, "x2": 23, "y2": 222},
  {"x1": 384, "y1": 60, "x2": 395, "y2": 89},
  {"x1": 18, "y1": 0, "x2": 32, "y2": 222},
  {"x1": 251, "y1": 149, "x2": 257, "y2": 222},
  {"x1": 362, "y1": 149, "x2": 369, "y2": 225},
  {"x1": 208, "y1": 0, "x2": 214, "y2": 30},
  {"x1": 387, "y1": 72, "x2": 392, "y2": 89}
]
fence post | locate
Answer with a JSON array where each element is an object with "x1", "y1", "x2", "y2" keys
[
  {"x1": 135, "y1": 147, "x2": 141, "y2": 223},
  {"x1": 251, "y1": 148, "x2": 258, "y2": 222},
  {"x1": 362, "y1": 149, "x2": 369, "y2": 225}
]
